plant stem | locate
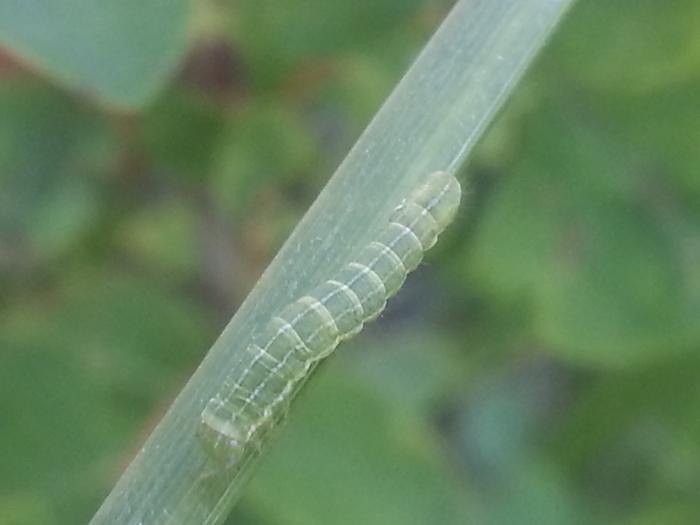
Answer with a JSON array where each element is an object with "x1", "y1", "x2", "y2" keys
[{"x1": 90, "y1": 0, "x2": 574, "y2": 523}]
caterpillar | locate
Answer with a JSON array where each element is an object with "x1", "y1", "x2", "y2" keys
[{"x1": 198, "y1": 171, "x2": 461, "y2": 463}]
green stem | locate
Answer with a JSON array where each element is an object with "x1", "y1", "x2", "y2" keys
[{"x1": 90, "y1": 0, "x2": 574, "y2": 523}]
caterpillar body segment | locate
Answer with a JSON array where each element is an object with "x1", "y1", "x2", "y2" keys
[
  {"x1": 336, "y1": 262, "x2": 387, "y2": 322},
  {"x1": 353, "y1": 241, "x2": 407, "y2": 297},
  {"x1": 376, "y1": 222, "x2": 424, "y2": 272}
]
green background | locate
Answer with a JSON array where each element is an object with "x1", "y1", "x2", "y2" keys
[{"x1": 1, "y1": 0, "x2": 699, "y2": 523}]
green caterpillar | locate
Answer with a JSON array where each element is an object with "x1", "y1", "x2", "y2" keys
[{"x1": 198, "y1": 171, "x2": 461, "y2": 463}]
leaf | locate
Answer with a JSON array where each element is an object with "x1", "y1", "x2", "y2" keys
[
  {"x1": 480, "y1": 462, "x2": 583, "y2": 525},
  {"x1": 0, "y1": 82, "x2": 113, "y2": 263},
  {"x1": 115, "y1": 197, "x2": 199, "y2": 281},
  {"x1": 0, "y1": 339, "x2": 123, "y2": 523},
  {"x1": 209, "y1": 102, "x2": 318, "y2": 217},
  {"x1": 550, "y1": 358, "x2": 700, "y2": 515},
  {"x1": 471, "y1": 104, "x2": 700, "y2": 366},
  {"x1": 142, "y1": 89, "x2": 227, "y2": 180},
  {"x1": 0, "y1": 492, "x2": 58, "y2": 525},
  {"x1": 0, "y1": 271, "x2": 214, "y2": 522},
  {"x1": 238, "y1": 360, "x2": 475, "y2": 525},
  {"x1": 593, "y1": 80, "x2": 700, "y2": 199},
  {"x1": 548, "y1": 0, "x2": 700, "y2": 94},
  {"x1": 0, "y1": 0, "x2": 192, "y2": 109},
  {"x1": 344, "y1": 329, "x2": 466, "y2": 419},
  {"x1": 619, "y1": 503, "x2": 700, "y2": 525},
  {"x1": 232, "y1": 0, "x2": 424, "y2": 87},
  {"x1": 552, "y1": 358, "x2": 700, "y2": 471}
]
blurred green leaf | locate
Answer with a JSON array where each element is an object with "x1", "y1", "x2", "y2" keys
[
  {"x1": 469, "y1": 104, "x2": 700, "y2": 366},
  {"x1": 346, "y1": 329, "x2": 466, "y2": 419},
  {"x1": 307, "y1": 56, "x2": 395, "y2": 161},
  {"x1": 553, "y1": 358, "x2": 700, "y2": 471},
  {"x1": 481, "y1": 461, "x2": 583, "y2": 525},
  {"x1": 232, "y1": 0, "x2": 423, "y2": 87},
  {"x1": 0, "y1": 0, "x2": 192, "y2": 108},
  {"x1": 52, "y1": 271, "x2": 214, "y2": 386},
  {"x1": 0, "y1": 338, "x2": 125, "y2": 524},
  {"x1": 548, "y1": 358, "x2": 700, "y2": 521},
  {"x1": 142, "y1": 90, "x2": 227, "y2": 180},
  {"x1": 593, "y1": 79, "x2": 700, "y2": 199},
  {"x1": 238, "y1": 358, "x2": 475, "y2": 525},
  {"x1": 0, "y1": 493, "x2": 57, "y2": 525},
  {"x1": 620, "y1": 503, "x2": 700, "y2": 525},
  {"x1": 0, "y1": 82, "x2": 113, "y2": 263},
  {"x1": 27, "y1": 176, "x2": 100, "y2": 259},
  {"x1": 550, "y1": 0, "x2": 700, "y2": 94},
  {"x1": 210, "y1": 102, "x2": 318, "y2": 217},
  {"x1": 0, "y1": 271, "x2": 214, "y2": 522},
  {"x1": 115, "y1": 197, "x2": 199, "y2": 281}
]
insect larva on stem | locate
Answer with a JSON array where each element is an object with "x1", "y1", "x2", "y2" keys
[{"x1": 198, "y1": 170, "x2": 462, "y2": 464}]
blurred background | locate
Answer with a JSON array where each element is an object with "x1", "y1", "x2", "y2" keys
[{"x1": 1, "y1": 0, "x2": 699, "y2": 523}]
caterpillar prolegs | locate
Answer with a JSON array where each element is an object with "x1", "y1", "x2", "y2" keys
[{"x1": 198, "y1": 171, "x2": 461, "y2": 463}]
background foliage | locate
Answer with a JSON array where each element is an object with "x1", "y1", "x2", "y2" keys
[{"x1": 1, "y1": 0, "x2": 699, "y2": 523}]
